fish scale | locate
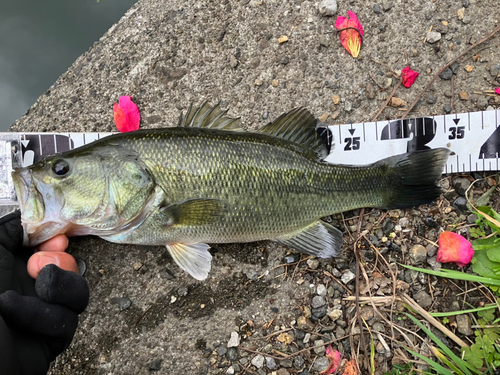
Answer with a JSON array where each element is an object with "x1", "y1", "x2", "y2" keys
[{"x1": 12, "y1": 103, "x2": 450, "y2": 280}]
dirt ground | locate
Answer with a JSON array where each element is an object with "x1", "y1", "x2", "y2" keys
[{"x1": 9, "y1": 0, "x2": 500, "y2": 374}]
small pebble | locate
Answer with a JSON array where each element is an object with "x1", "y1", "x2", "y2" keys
[
  {"x1": 459, "y1": 91, "x2": 469, "y2": 100},
  {"x1": 453, "y1": 196, "x2": 468, "y2": 213},
  {"x1": 477, "y1": 96, "x2": 489, "y2": 110},
  {"x1": 409, "y1": 245, "x2": 427, "y2": 265},
  {"x1": 457, "y1": 314, "x2": 473, "y2": 335},
  {"x1": 313, "y1": 357, "x2": 330, "y2": 372},
  {"x1": 453, "y1": 177, "x2": 471, "y2": 196},
  {"x1": 373, "y1": 4, "x2": 382, "y2": 13},
  {"x1": 133, "y1": 262, "x2": 143, "y2": 271},
  {"x1": 341, "y1": 270, "x2": 356, "y2": 284},
  {"x1": 426, "y1": 31, "x2": 441, "y2": 44},
  {"x1": 227, "y1": 332, "x2": 240, "y2": 348},
  {"x1": 278, "y1": 35, "x2": 289, "y2": 44},
  {"x1": 217, "y1": 346, "x2": 228, "y2": 356},
  {"x1": 303, "y1": 333, "x2": 311, "y2": 343},
  {"x1": 294, "y1": 356, "x2": 305, "y2": 369},
  {"x1": 148, "y1": 359, "x2": 162, "y2": 371},
  {"x1": 327, "y1": 309, "x2": 342, "y2": 321},
  {"x1": 318, "y1": 0, "x2": 337, "y2": 16},
  {"x1": 226, "y1": 347, "x2": 238, "y2": 361},
  {"x1": 365, "y1": 83, "x2": 377, "y2": 99},
  {"x1": 444, "y1": 104, "x2": 452, "y2": 114},
  {"x1": 251, "y1": 354, "x2": 265, "y2": 369},
  {"x1": 317, "y1": 284, "x2": 327, "y2": 296},
  {"x1": 439, "y1": 67, "x2": 453, "y2": 80},
  {"x1": 307, "y1": 259, "x2": 319, "y2": 269},
  {"x1": 413, "y1": 290, "x2": 432, "y2": 308},
  {"x1": 313, "y1": 340, "x2": 326, "y2": 355},
  {"x1": 427, "y1": 96, "x2": 437, "y2": 104},
  {"x1": 490, "y1": 64, "x2": 500, "y2": 77},
  {"x1": 266, "y1": 357, "x2": 277, "y2": 370},
  {"x1": 427, "y1": 257, "x2": 442, "y2": 271},
  {"x1": 110, "y1": 297, "x2": 132, "y2": 311}
]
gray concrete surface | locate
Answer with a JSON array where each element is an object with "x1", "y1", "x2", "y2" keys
[{"x1": 9, "y1": 0, "x2": 500, "y2": 374}]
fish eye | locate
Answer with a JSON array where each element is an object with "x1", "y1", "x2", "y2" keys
[{"x1": 51, "y1": 159, "x2": 70, "y2": 177}]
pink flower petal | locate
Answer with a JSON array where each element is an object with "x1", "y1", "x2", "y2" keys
[
  {"x1": 436, "y1": 231, "x2": 474, "y2": 267},
  {"x1": 320, "y1": 345, "x2": 342, "y2": 374},
  {"x1": 113, "y1": 96, "x2": 140, "y2": 132},
  {"x1": 495, "y1": 87, "x2": 500, "y2": 95},
  {"x1": 334, "y1": 11, "x2": 364, "y2": 58},
  {"x1": 401, "y1": 67, "x2": 419, "y2": 88}
]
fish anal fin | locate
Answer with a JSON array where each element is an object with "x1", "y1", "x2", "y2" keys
[
  {"x1": 260, "y1": 107, "x2": 329, "y2": 158},
  {"x1": 277, "y1": 220, "x2": 343, "y2": 258},
  {"x1": 178, "y1": 102, "x2": 243, "y2": 132},
  {"x1": 167, "y1": 243, "x2": 212, "y2": 280},
  {"x1": 161, "y1": 198, "x2": 226, "y2": 226}
]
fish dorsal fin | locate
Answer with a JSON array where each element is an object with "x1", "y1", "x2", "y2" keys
[
  {"x1": 260, "y1": 108, "x2": 329, "y2": 158},
  {"x1": 277, "y1": 220, "x2": 343, "y2": 258},
  {"x1": 167, "y1": 243, "x2": 212, "y2": 280},
  {"x1": 178, "y1": 102, "x2": 244, "y2": 132}
]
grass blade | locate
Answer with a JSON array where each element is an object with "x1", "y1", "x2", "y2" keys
[{"x1": 406, "y1": 313, "x2": 481, "y2": 375}]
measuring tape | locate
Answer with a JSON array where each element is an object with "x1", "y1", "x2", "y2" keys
[
  {"x1": 325, "y1": 108, "x2": 500, "y2": 174},
  {"x1": 0, "y1": 108, "x2": 499, "y2": 205}
]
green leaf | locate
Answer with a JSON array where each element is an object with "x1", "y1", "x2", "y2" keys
[
  {"x1": 488, "y1": 247, "x2": 500, "y2": 263},
  {"x1": 472, "y1": 249, "x2": 500, "y2": 279},
  {"x1": 478, "y1": 308, "x2": 496, "y2": 322},
  {"x1": 463, "y1": 347, "x2": 484, "y2": 368},
  {"x1": 475, "y1": 186, "x2": 496, "y2": 207},
  {"x1": 476, "y1": 206, "x2": 500, "y2": 234}
]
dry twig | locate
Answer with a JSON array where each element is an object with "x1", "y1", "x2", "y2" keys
[{"x1": 372, "y1": 80, "x2": 402, "y2": 122}]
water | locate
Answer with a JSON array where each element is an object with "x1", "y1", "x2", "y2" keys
[{"x1": 0, "y1": 0, "x2": 138, "y2": 131}]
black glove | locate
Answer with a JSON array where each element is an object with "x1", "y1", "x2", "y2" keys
[{"x1": 0, "y1": 211, "x2": 89, "y2": 375}]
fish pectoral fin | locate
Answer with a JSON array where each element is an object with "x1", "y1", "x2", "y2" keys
[
  {"x1": 167, "y1": 243, "x2": 212, "y2": 280},
  {"x1": 276, "y1": 220, "x2": 343, "y2": 258},
  {"x1": 161, "y1": 198, "x2": 226, "y2": 226}
]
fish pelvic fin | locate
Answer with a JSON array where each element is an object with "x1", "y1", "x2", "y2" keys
[
  {"x1": 260, "y1": 107, "x2": 330, "y2": 159},
  {"x1": 178, "y1": 102, "x2": 243, "y2": 132},
  {"x1": 167, "y1": 243, "x2": 212, "y2": 280},
  {"x1": 377, "y1": 148, "x2": 450, "y2": 208},
  {"x1": 160, "y1": 198, "x2": 226, "y2": 226},
  {"x1": 277, "y1": 220, "x2": 343, "y2": 258}
]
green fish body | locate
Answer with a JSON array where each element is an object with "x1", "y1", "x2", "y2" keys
[{"x1": 12, "y1": 104, "x2": 450, "y2": 279}]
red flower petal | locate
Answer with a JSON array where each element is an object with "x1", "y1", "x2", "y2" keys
[
  {"x1": 495, "y1": 87, "x2": 500, "y2": 95},
  {"x1": 320, "y1": 345, "x2": 342, "y2": 374},
  {"x1": 334, "y1": 11, "x2": 364, "y2": 58},
  {"x1": 436, "y1": 231, "x2": 474, "y2": 267},
  {"x1": 113, "y1": 96, "x2": 140, "y2": 132},
  {"x1": 401, "y1": 67, "x2": 419, "y2": 88}
]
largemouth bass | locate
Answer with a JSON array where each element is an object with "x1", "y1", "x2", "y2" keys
[{"x1": 12, "y1": 103, "x2": 450, "y2": 280}]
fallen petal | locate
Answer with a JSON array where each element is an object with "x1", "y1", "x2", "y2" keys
[
  {"x1": 320, "y1": 345, "x2": 342, "y2": 374},
  {"x1": 495, "y1": 87, "x2": 500, "y2": 95},
  {"x1": 401, "y1": 67, "x2": 419, "y2": 88},
  {"x1": 334, "y1": 11, "x2": 364, "y2": 58},
  {"x1": 342, "y1": 359, "x2": 358, "y2": 375},
  {"x1": 113, "y1": 96, "x2": 140, "y2": 132},
  {"x1": 437, "y1": 231, "x2": 474, "y2": 267}
]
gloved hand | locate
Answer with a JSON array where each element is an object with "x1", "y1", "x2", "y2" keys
[{"x1": 0, "y1": 211, "x2": 89, "y2": 375}]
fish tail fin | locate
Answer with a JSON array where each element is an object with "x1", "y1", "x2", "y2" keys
[{"x1": 377, "y1": 148, "x2": 450, "y2": 209}]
